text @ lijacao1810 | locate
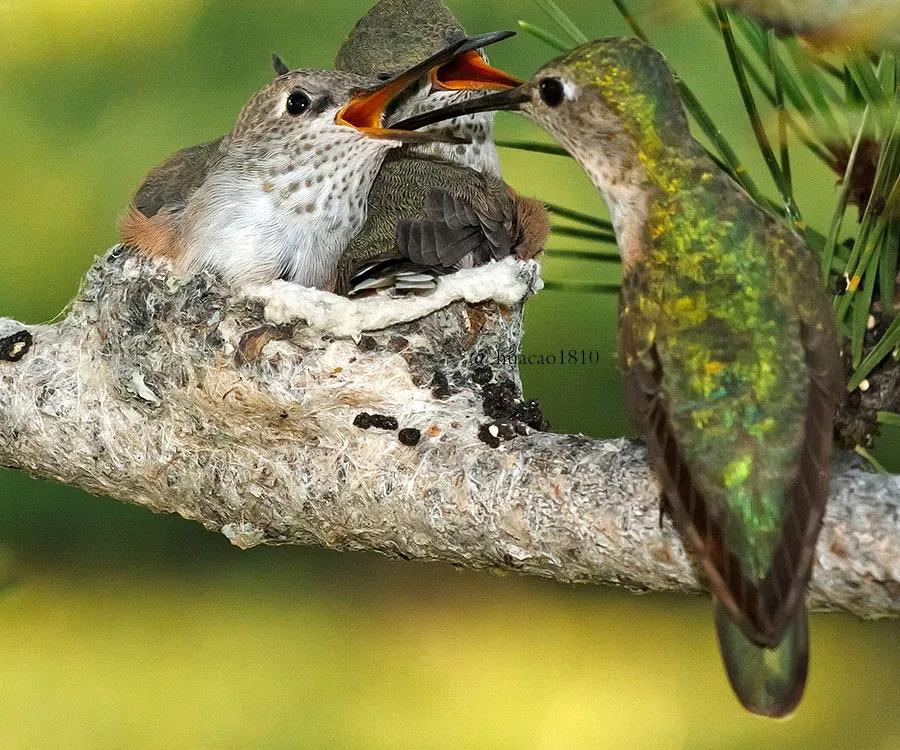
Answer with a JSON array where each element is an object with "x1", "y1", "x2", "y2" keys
[{"x1": 472, "y1": 350, "x2": 607, "y2": 367}]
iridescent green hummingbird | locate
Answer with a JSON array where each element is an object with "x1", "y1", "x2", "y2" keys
[
  {"x1": 396, "y1": 38, "x2": 844, "y2": 716},
  {"x1": 328, "y1": 0, "x2": 547, "y2": 294}
]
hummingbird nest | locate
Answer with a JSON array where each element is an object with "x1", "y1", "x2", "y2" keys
[{"x1": 0, "y1": 247, "x2": 897, "y2": 618}]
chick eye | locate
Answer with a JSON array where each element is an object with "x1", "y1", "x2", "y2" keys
[
  {"x1": 286, "y1": 91, "x2": 311, "y2": 116},
  {"x1": 539, "y1": 77, "x2": 565, "y2": 108}
]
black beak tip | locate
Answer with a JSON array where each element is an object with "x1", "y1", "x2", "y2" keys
[{"x1": 457, "y1": 30, "x2": 517, "y2": 55}]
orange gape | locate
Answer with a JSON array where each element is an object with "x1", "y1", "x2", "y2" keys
[
  {"x1": 118, "y1": 206, "x2": 182, "y2": 261},
  {"x1": 432, "y1": 50, "x2": 522, "y2": 91}
]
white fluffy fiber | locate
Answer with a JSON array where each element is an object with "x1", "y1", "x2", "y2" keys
[{"x1": 247, "y1": 258, "x2": 543, "y2": 338}]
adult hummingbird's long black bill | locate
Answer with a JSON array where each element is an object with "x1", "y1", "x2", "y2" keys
[
  {"x1": 391, "y1": 87, "x2": 531, "y2": 133},
  {"x1": 336, "y1": 31, "x2": 517, "y2": 144}
]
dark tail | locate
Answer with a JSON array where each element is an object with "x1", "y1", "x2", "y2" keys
[{"x1": 715, "y1": 602, "x2": 809, "y2": 718}]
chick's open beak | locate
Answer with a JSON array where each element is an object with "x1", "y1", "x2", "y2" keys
[
  {"x1": 336, "y1": 31, "x2": 517, "y2": 144},
  {"x1": 431, "y1": 49, "x2": 522, "y2": 91}
]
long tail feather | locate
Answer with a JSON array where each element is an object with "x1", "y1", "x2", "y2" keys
[{"x1": 715, "y1": 601, "x2": 809, "y2": 718}]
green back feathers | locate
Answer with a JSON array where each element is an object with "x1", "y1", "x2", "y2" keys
[
  {"x1": 619, "y1": 148, "x2": 837, "y2": 648},
  {"x1": 644, "y1": 188, "x2": 809, "y2": 582},
  {"x1": 715, "y1": 602, "x2": 808, "y2": 717}
]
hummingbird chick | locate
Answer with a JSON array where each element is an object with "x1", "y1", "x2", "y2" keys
[
  {"x1": 119, "y1": 40, "x2": 473, "y2": 288},
  {"x1": 335, "y1": 0, "x2": 522, "y2": 177},
  {"x1": 332, "y1": 0, "x2": 548, "y2": 294},
  {"x1": 333, "y1": 150, "x2": 548, "y2": 295},
  {"x1": 397, "y1": 38, "x2": 844, "y2": 717}
]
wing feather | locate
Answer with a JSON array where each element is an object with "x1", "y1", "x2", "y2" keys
[
  {"x1": 397, "y1": 188, "x2": 512, "y2": 268},
  {"x1": 133, "y1": 139, "x2": 221, "y2": 218},
  {"x1": 618, "y1": 282, "x2": 839, "y2": 646}
]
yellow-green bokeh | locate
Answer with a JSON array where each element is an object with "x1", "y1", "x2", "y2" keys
[{"x1": 0, "y1": 1, "x2": 897, "y2": 748}]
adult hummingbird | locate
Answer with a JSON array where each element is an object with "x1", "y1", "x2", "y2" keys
[
  {"x1": 119, "y1": 38, "x2": 480, "y2": 288},
  {"x1": 335, "y1": 0, "x2": 522, "y2": 177},
  {"x1": 329, "y1": 0, "x2": 547, "y2": 294},
  {"x1": 396, "y1": 38, "x2": 844, "y2": 716}
]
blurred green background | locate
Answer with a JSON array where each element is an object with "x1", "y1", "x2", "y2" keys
[{"x1": 0, "y1": 1, "x2": 898, "y2": 747}]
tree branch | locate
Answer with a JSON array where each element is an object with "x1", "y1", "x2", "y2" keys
[{"x1": 1, "y1": 248, "x2": 897, "y2": 619}]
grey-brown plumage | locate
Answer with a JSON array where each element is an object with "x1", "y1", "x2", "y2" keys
[
  {"x1": 336, "y1": 0, "x2": 464, "y2": 75},
  {"x1": 121, "y1": 69, "x2": 410, "y2": 286},
  {"x1": 334, "y1": 151, "x2": 548, "y2": 295},
  {"x1": 132, "y1": 139, "x2": 223, "y2": 219}
]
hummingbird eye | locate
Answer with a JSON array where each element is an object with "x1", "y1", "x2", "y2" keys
[
  {"x1": 539, "y1": 77, "x2": 565, "y2": 108},
  {"x1": 286, "y1": 91, "x2": 311, "y2": 116}
]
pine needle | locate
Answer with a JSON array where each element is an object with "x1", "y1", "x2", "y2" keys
[
  {"x1": 766, "y1": 31, "x2": 793, "y2": 195},
  {"x1": 847, "y1": 315, "x2": 900, "y2": 391},
  {"x1": 715, "y1": 4, "x2": 804, "y2": 227},
  {"x1": 517, "y1": 20, "x2": 570, "y2": 52},
  {"x1": 877, "y1": 411, "x2": 900, "y2": 427},
  {"x1": 496, "y1": 139, "x2": 570, "y2": 157},
  {"x1": 854, "y1": 445, "x2": 889, "y2": 473},
  {"x1": 545, "y1": 202, "x2": 614, "y2": 232},
  {"x1": 551, "y1": 225, "x2": 618, "y2": 243},
  {"x1": 534, "y1": 0, "x2": 587, "y2": 45},
  {"x1": 820, "y1": 103, "x2": 873, "y2": 283},
  {"x1": 542, "y1": 280, "x2": 621, "y2": 294}
]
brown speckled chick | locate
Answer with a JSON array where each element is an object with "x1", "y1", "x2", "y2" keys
[
  {"x1": 120, "y1": 43, "x2": 469, "y2": 289},
  {"x1": 331, "y1": 0, "x2": 548, "y2": 294}
]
